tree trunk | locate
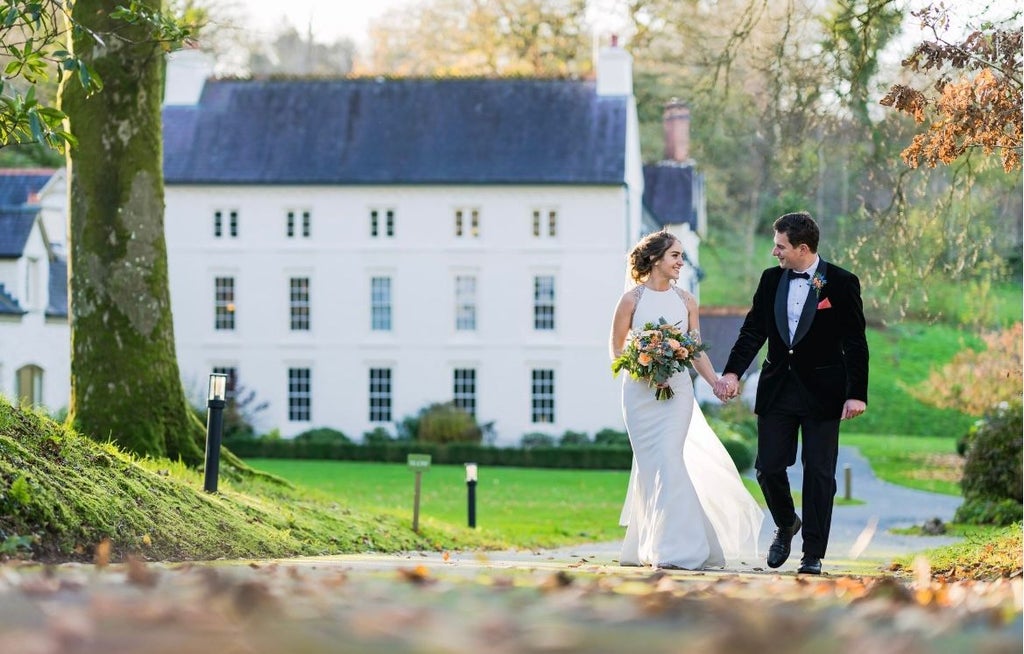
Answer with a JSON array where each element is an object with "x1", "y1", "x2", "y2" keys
[{"x1": 59, "y1": 0, "x2": 203, "y2": 464}]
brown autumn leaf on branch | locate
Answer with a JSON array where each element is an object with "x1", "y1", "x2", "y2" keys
[
  {"x1": 880, "y1": 7, "x2": 1022, "y2": 172},
  {"x1": 910, "y1": 323, "x2": 1023, "y2": 416}
]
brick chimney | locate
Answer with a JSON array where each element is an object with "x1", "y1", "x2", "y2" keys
[{"x1": 662, "y1": 99, "x2": 691, "y2": 163}]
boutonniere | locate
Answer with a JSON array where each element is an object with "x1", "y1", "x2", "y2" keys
[{"x1": 811, "y1": 272, "x2": 827, "y2": 298}]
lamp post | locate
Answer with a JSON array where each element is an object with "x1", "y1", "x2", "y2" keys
[
  {"x1": 465, "y1": 463, "x2": 478, "y2": 528},
  {"x1": 203, "y1": 373, "x2": 228, "y2": 493}
]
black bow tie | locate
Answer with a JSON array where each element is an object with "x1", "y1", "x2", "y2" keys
[{"x1": 788, "y1": 270, "x2": 810, "y2": 280}]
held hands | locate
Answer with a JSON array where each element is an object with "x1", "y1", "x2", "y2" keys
[{"x1": 713, "y1": 374, "x2": 741, "y2": 402}]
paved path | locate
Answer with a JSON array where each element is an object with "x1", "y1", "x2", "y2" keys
[{"x1": 283, "y1": 445, "x2": 963, "y2": 577}]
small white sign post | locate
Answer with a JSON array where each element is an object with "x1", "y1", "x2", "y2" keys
[{"x1": 407, "y1": 454, "x2": 432, "y2": 533}]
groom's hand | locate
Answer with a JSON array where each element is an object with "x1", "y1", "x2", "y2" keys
[
  {"x1": 842, "y1": 399, "x2": 867, "y2": 420},
  {"x1": 715, "y1": 374, "x2": 740, "y2": 401}
]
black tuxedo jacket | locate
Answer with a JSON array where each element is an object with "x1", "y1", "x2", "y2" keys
[{"x1": 723, "y1": 260, "x2": 869, "y2": 419}]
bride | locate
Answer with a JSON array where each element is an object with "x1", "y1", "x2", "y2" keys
[{"x1": 609, "y1": 230, "x2": 763, "y2": 570}]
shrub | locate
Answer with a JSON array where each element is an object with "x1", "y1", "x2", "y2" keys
[
  {"x1": 706, "y1": 416, "x2": 744, "y2": 443},
  {"x1": 954, "y1": 498, "x2": 1023, "y2": 526},
  {"x1": 520, "y1": 432, "x2": 556, "y2": 448},
  {"x1": 954, "y1": 400, "x2": 1023, "y2": 525},
  {"x1": 912, "y1": 323, "x2": 1023, "y2": 416},
  {"x1": 594, "y1": 428, "x2": 630, "y2": 448},
  {"x1": 559, "y1": 430, "x2": 590, "y2": 446},
  {"x1": 395, "y1": 413, "x2": 419, "y2": 441},
  {"x1": 720, "y1": 439, "x2": 755, "y2": 473},
  {"x1": 293, "y1": 427, "x2": 352, "y2": 444},
  {"x1": 703, "y1": 401, "x2": 758, "y2": 442},
  {"x1": 363, "y1": 426, "x2": 394, "y2": 443},
  {"x1": 416, "y1": 402, "x2": 482, "y2": 444}
]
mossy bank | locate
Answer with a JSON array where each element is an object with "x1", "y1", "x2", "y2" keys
[{"x1": 0, "y1": 398, "x2": 505, "y2": 562}]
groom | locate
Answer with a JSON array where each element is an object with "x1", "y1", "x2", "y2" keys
[{"x1": 715, "y1": 211, "x2": 868, "y2": 575}]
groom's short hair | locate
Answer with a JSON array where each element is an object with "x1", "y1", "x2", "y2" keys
[{"x1": 774, "y1": 212, "x2": 819, "y2": 252}]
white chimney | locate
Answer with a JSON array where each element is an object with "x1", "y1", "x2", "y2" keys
[
  {"x1": 164, "y1": 48, "x2": 214, "y2": 105},
  {"x1": 596, "y1": 35, "x2": 633, "y2": 97}
]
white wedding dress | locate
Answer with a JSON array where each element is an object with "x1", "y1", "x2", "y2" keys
[{"x1": 618, "y1": 285, "x2": 763, "y2": 569}]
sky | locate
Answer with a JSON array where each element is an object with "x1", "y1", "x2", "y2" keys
[
  {"x1": 235, "y1": 0, "x2": 411, "y2": 45},
  {"x1": 231, "y1": 0, "x2": 626, "y2": 46},
  {"x1": 229, "y1": 0, "x2": 1019, "y2": 60}
]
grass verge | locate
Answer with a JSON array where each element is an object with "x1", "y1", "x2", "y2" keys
[
  {"x1": 890, "y1": 524, "x2": 1023, "y2": 580},
  {"x1": 0, "y1": 398, "x2": 507, "y2": 562}
]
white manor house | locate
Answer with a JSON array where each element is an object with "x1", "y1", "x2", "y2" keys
[{"x1": 0, "y1": 43, "x2": 707, "y2": 444}]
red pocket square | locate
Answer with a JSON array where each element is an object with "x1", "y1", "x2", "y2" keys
[{"x1": 817, "y1": 297, "x2": 832, "y2": 310}]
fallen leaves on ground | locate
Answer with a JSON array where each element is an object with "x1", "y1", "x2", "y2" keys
[{"x1": 0, "y1": 559, "x2": 1019, "y2": 653}]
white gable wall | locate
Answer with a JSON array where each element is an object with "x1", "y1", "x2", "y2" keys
[
  {"x1": 166, "y1": 184, "x2": 632, "y2": 443},
  {"x1": 0, "y1": 219, "x2": 70, "y2": 411}
]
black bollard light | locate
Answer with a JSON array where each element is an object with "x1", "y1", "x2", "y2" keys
[
  {"x1": 203, "y1": 373, "x2": 228, "y2": 493},
  {"x1": 465, "y1": 462, "x2": 478, "y2": 528}
]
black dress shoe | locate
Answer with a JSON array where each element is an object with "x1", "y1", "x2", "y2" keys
[
  {"x1": 766, "y1": 516, "x2": 802, "y2": 568},
  {"x1": 797, "y1": 555, "x2": 822, "y2": 575}
]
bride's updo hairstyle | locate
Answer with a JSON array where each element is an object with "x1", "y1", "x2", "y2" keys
[{"x1": 628, "y1": 230, "x2": 679, "y2": 283}]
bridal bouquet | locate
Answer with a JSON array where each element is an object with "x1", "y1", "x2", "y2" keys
[{"x1": 611, "y1": 317, "x2": 708, "y2": 400}]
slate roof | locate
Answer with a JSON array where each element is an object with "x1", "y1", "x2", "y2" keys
[
  {"x1": 0, "y1": 169, "x2": 55, "y2": 209},
  {"x1": 642, "y1": 163, "x2": 697, "y2": 230},
  {"x1": 46, "y1": 256, "x2": 68, "y2": 318},
  {"x1": 0, "y1": 209, "x2": 37, "y2": 258},
  {"x1": 700, "y1": 310, "x2": 759, "y2": 374},
  {"x1": 0, "y1": 283, "x2": 24, "y2": 315},
  {"x1": 163, "y1": 78, "x2": 628, "y2": 185}
]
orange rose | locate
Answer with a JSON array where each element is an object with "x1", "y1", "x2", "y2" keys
[
  {"x1": 638, "y1": 352, "x2": 653, "y2": 366},
  {"x1": 676, "y1": 347, "x2": 690, "y2": 360},
  {"x1": 667, "y1": 338, "x2": 681, "y2": 350}
]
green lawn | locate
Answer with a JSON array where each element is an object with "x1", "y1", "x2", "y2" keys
[
  {"x1": 245, "y1": 459, "x2": 877, "y2": 546},
  {"x1": 854, "y1": 324, "x2": 981, "y2": 437},
  {"x1": 842, "y1": 433, "x2": 961, "y2": 496},
  {"x1": 249, "y1": 459, "x2": 632, "y2": 546}
]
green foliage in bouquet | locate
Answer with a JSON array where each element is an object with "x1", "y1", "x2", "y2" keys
[{"x1": 611, "y1": 317, "x2": 709, "y2": 400}]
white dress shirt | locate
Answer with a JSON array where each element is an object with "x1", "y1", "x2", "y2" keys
[{"x1": 786, "y1": 256, "x2": 820, "y2": 342}]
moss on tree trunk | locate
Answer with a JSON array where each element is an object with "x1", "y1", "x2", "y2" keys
[{"x1": 59, "y1": 0, "x2": 203, "y2": 464}]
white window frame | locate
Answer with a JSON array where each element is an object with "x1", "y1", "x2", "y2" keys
[
  {"x1": 453, "y1": 368, "x2": 476, "y2": 417},
  {"x1": 370, "y1": 276, "x2": 392, "y2": 331},
  {"x1": 454, "y1": 208, "x2": 480, "y2": 238},
  {"x1": 214, "y1": 276, "x2": 236, "y2": 331},
  {"x1": 530, "y1": 368, "x2": 555, "y2": 424},
  {"x1": 288, "y1": 367, "x2": 311, "y2": 422},
  {"x1": 287, "y1": 209, "x2": 312, "y2": 238},
  {"x1": 289, "y1": 277, "x2": 310, "y2": 331},
  {"x1": 533, "y1": 275, "x2": 556, "y2": 331},
  {"x1": 371, "y1": 208, "x2": 396, "y2": 238},
  {"x1": 531, "y1": 208, "x2": 558, "y2": 238},
  {"x1": 214, "y1": 209, "x2": 239, "y2": 238},
  {"x1": 369, "y1": 367, "x2": 392, "y2": 422},
  {"x1": 454, "y1": 274, "x2": 477, "y2": 331}
]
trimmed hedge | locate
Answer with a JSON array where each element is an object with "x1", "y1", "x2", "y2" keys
[
  {"x1": 229, "y1": 439, "x2": 756, "y2": 472},
  {"x1": 229, "y1": 440, "x2": 632, "y2": 470}
]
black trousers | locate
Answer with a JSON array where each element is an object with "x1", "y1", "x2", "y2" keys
[{"x1": 755, "y1": 373, "x2": 840, "y2": 559}]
